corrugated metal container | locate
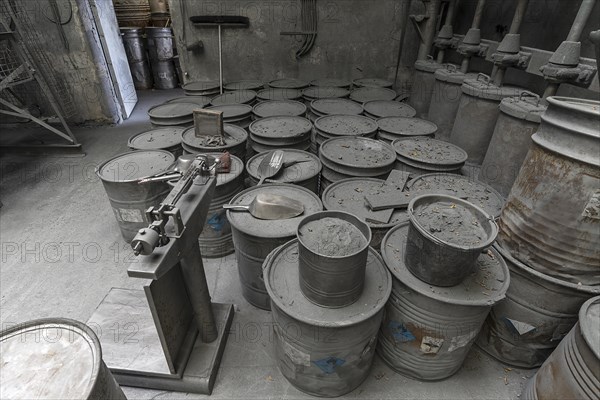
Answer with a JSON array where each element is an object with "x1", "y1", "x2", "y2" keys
[
  {"x1": 120, "y1": 27, "x2": 146, "y2": 62},
  {"x1": 264, "y1": 240, "x2": 391, "y2": 397},
  {"x1": 248, "y1": 116, "x2": 312, "y2": 153},
  {"x1": 522, "y1": 296, "x2": 599, "y2": 400},
  {"x1": 246, "y1": 149, "x2": 321, "y2": 193},
  {"x1": 181, "y1": 124, "x2": 248, "y2": 161},
  {"x1": 0, "y1": 318, "x2": 126, "y2": 399},
  {"x1": 198, "y1": 155, "x2": 245, "y2": 258},
  {"x1": 476, "y1": 244, "x2": 599, "y2": 368},
  {"x1": 128, "y1": 126, "x2": 184, "y2": 157},
  {"x1": 96, "y1": 150, "x2": 174, "y2": 242},
  {"x1": 129, "y1": 60, "x2": 153, "y2": 90},
  {"x1": 350, "y1": 87, "x2": 397, "y2": 103},
  {"x1": 363, "y1": 101, "x2": 417, "y2": 119},
  {"x1": 252, "y1": 100, "x2": 306, "y2": 119},
  {"x1": 407, "y1": 59, "x2": 445, "y2": 118},
  {"x1": 379, "y1": 222, "x2": 509, "y2": 380},
  {"x1": 377, "y1": 117, "x2": 437, "y2": 143},
  {"x1": 227, "y1": 184, "x2": 322, "y2": 310},
  {"x1": 498, "y1": 96, "x2": 600, "y2": 286},
  {"x1": 392, "y1": 137, "x2": 467, "y2": 177}
]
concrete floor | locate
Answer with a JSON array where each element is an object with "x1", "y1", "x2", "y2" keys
[{"x1": 0, "y1": 89, "x2": 534, "y2": 399}]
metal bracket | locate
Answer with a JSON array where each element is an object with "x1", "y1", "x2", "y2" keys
[{"x1": 540, "y1": 63, "x2": 597, "y2": 87}]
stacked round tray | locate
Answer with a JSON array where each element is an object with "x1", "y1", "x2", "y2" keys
[
  {"x1": 182, "y1": 81, "x2": 220, "y2": 96},
  {"x1": 313, "y1": 114, "x2": 377, "y2": 151},
  {"x1": 301, "y1": 86, "x2": 350, "y2": 103},
  {"x1": 166, "y1": 96, "x2": 211, "y2": 107},
  {"x1": 248, "y1": 116, "x2": 313, "y2": 153},
  {"x1": 363, "y1": 100, "x2": 417, "y2": 118}
]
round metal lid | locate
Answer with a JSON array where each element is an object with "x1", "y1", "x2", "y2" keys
[
  {"x1": 377, "y1": 117, "x2": 437, "y2": 136},
  {"x1": 352, "y1": 78, "x2": 393, "y2": 88},
  {"x1": 406, "y1": 173, "x2": 505, "y2": 218},
  {"x1": 257, "y1": 88, "x2": 302, "y2": 101},
  {"x1": 579, "y1": 296, "x2": 600, "y2": 361},
  {"x1": 0, "y1": 319, "x2": 102, "y2": 399},
  {"x1": 382, "y1": 222, "x2": 509, "y2": 306},
  {"x1": 314, "y1": 115, "x2": 377, "y2": 136},
  {"x1": 462, "y1": 78, "x2": 523, "y2": 101},
  {"x1": 181, "y1": 124, "x2": 247, "y2": 150},
  {"x1": 363, "y1": 100, "x2": 417, "y2": 118},
  {"x1": 434, "y1": 69, "x2": 478, "y2": 85},
  {"x1": 268, "y1": 78, "x2": 309, "y2": 89},
  {"x1": 322, "y1": 178, "x2": 410, "y2": 228},
  {"x1": 310, "y1": 78, "x2": 351, "y2": 88},
  {"x1": 414, "y1": 59, "x2": 445, "y2": 73},
  {"x1": 206, "y1": 104, "x2": 253, "y2": 119},
  {"x1": 97, "y1": 150, "x2": 174, "y2": 182},
  {"x1": 224, "y1": 80, "x2": 264, "y2": 91},
  {"x1": 210, "y1": 90, "x2": 256, "y2": 106},
  {"x1": 148, "y1": 102, "x2": 198, "y2": 119},
  {"x1": 183, "y1": 81, "x2": 220, "y2": 92},
  {"x1": 166, "y1": 96, "x2": 212, "y2": 107},
  {"x1": 227, "y1": 184, "x2": 322, "y2": 238},
  {"x1": 302, "y1": 86, "x2": 350, "y2": 99},
  {"x1": 310, "y1": 98, "x2": 363, "y2": 116},
  {"x1": 499, "y1": 95, "x2": 547, "y2": 123},
  {"x1": 215, "y1": 155, "x2": 244, "y2": 187},
  {"x1": 320, "y1": 137, "x2": 396, "y2": 170},
  {"x1": 249, "y1": 116, "x2": 312, "y2": 139},
  {"x1": 246, "y1": 149, "x2": 321, "y2": 183},
  {"x1": 128, "y1": 127, "x2": 185, "y2": 150},
  {"x1": 392, "y1": 137, "x2": 468, "y2": 166},
  {"x1": 350, "y1": 87, "x2": 397, "y2": 103},
  {"x1": 264, "y1": 240, "x2": 391, "y2": 326},
  {"x1": 252, "y1": 100, "x2": 307, "y2": 118}
]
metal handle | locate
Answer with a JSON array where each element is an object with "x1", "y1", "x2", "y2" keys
[
  {"x1": 446, "y1": 63, "x2": 458, "y2": 72},
  {"x1": 519, "y1": 90, "x2": 541, "y2": 105},
  {"x1": 476, "y1": 73, "x2": 491, "y2": 84},
  {"x1": 222, "y1": 204, "x2": 250, "y2": 211}
]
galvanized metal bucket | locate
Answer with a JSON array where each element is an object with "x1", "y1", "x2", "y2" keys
[{"x1": 264, "y1": 240, "x2": 391, "y2": 397}]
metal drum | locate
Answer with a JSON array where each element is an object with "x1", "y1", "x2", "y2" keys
[
  {"x1": 146, "y1": 27, "x2": 174, "y2": 61},
  {"x1": 350, "y1": 87, "x2": 397, "y2": 103},
  {"x1": 97, "y1": 150, "x2": 174, "y2": 242},
  {"x1": 257, "y1": 88, "x2": 302, "y2": 102},
  {"x1": 246, "y1": 149, "x2": 321, "y2": 193},
  {"x1": 183, "y1": 81, "x2": 220, "y2": 97},
  {"x1": 376, "y1": 117, "x2": 437, "y2": 143},
  {"x1": 407, "y1": 59, "x2": 446, "y2": 118},
  {"x1": 199, "y1": 155, "x2": 245, "y2": 258},
  {"x1": 148, "y1": 102, "x2": 196, "y2": 126},
  {"x1": 310, "y1": 78, "x2": 351, "y2": 88},
  {"x1": 264, "y1": 240, "x2": 391, "y2": 397},
  {"x1": 150, "y1": 59, "x2": 178, "y2": 90},
  {"x1": 128, "y1": 126, "x2": 185, "y2": 157},
  {"x1": 227, "y1": 184, "x2": 322, "y2": 310},
  {"x1": 301, "y1": 86, "x2": 350, "y2": 105},
  {"x1": 449, "y1": 74, "x2": 523, "y2": 164},
  {"x1": 120, "y1": 27, "x2": 146, "y2": 62},
  {"x1": 322, "y1": 178, "x2": 410, "y2": 248},
  {"x1": 498, "y1": 97, "x2": 600, "y2": 286},
  {"x1": 522, "y1": 296, "x2": 599, "y2": 400},
  {"x1": 181, "y1": 124, "x2": 248, "y2": 161},
  {"x1": 224, "y1": 80, "x2": 264, "y2": 91},
  {"x1": 313, "y1": 115, "x2": 377, "y2": 153},
  {"x1": 252, "y1": 100, "x2": 307, "y2": 119},
  {"x1": 210, "y1": 90, "x2": 257, "y2": 106},
  {"x1": 363, "y1": 100, "x2": 416, "y2": 119},
  {"x1": 167, "y1": 96, "x2": 211, "y2": 107},
  {"x1": 308, "y1": 98, "x2": 363, "y2": 122},
  {"x1": 129, "y1": 60, "x2": 153, "y2": 90},
  {"x1": 379, "y1": 222, "x2": 509, "y2": 380},
  {"x1": 0, "y1": 318, "x2": 126, "y2": 399},
  {"x1": 476, "y1": 244, "x2": 599, "y2": 368},
  {"x1": 392, "y1": 137, "x2": 467, "y2": 177},
  {"x1": 268, "y1": 78, "x2": 309, "y2": 89},
  {"x1": 248, "y1": 116, "x2": 312, "y2": 154},
  {"x1": 352, "y1": 78, "x2": 393, "y2": 88},
  {"x1": 478, "y1": 93, "x2": 547, "y2": 198},
  {"x1": 207, "y1": 104, "x2": 253, "y2": 129}
]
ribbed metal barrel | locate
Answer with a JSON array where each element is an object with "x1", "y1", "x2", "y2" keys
[
  {"x1": 376, "y1": 117, "x2": 437, "y2": 143},
  {"x1": 246, "y1": 149, "x2": 321, "y2": 193},
  {"x1": 129, "y1": 60, "x2": 153, "y2": 90},
  {"x1": 392, "y1": 137, "x2": 467, "y2": 177},
  {"x1": 198, "y1": 155, "x2": 244, "y2": 258},
  {"x1": 379, "y1": 222, "x2": 509, "y2": 380},
  {"x1": 0, "y1": 318, "x2": 126, "y2": 399},
  {"x1": 522, "y1": 296, "x2": 599, "y2": 399},
  {"x1": 227, "y1": 184, "x2": 322, "y2": 310},
  {"x1": 498, "y1": 97, "x2": 600, "y2": 286},
  {"x1": 128, "y1": 126, "x2": 184, "y2": 157},
  {"x1": 96, "y1": 150, "x2": 174, "y2": 242},
  {"x1": 181, "y1": 124, "x2": 248, "y2": 162},
  {"x1": 264, "y1": 240, "x2": 391, "y2": 397},
  {"x1": 146, "y1": 27, "x2": 174, "y2": 61},
  {"x1": 407, "y1": 59, "x2": 445, "y2": 118},
  {"x1": 150, "y1": 59, "x2": 178, "y2": 90},
  {"x1": 476, "y1": 244, "x2": 599, "y2": 368}
]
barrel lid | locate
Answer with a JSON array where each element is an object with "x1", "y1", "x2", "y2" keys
[
  {"x1": 310, "y1": 78, "x2": 351, "y2": 88},
  {"x1": 249, "y1": 116, "x2": 312, "y2": 139},
  {"x1": 224, "y1": 80, "x2": 264, "y2": 91},
  {"x1": 314, "y1": 115, "x2": 378, "y2": 136},
  {"x1": 382, "y1": 222, "x2": 509, "y2": 306},
  {"x1": 322, "y1": 178, "x2": 409, "y2": 228},
  {"x1": 181, "y1": 124, "x2": 247, "y2": 150},
  {"x1": 97, "y1": 150, "x2": 174, "y2": 182},
  {"x1": 215, "y1": 155, "x2": 244, "y2": 187},
  {"x1": 350, "y1": 87, "x2": 397, "y2": 103},
  {"x1": 434, "y1": 69, "x2": 478, "y2": 84},
  {"x1": 500, "y1": 95, "x2": 547, "y2": 123},
  {"x1": 363, "y1": 100, "x2": 417, "y2": 118},
  {"x1": 310, "y1": 98, "x2": 363, "y2": 116},
  {"x1": 264, "y1": 240, "x2": 391, "y2": 326},
  {"x1": 407, "y1": 173, "x2": 505, "y2": 218},
  {"x1": 0, "y1": 319, "x2": 102, "y2": 399},
  {"x1": 252, "y1": 100, "x2": 307, "y2": 118},
  {"x1": 257, "y1": 88, "x2": 302, "y2": 101},
  {"x1": 352, "y1": 78, "x2": 393, "y2": 88},
  {"x1": 207, "y1": 104, "x2": 253, "y2": 119},
  {"x1": 579, "y1": 296, "x2": 600, "y2": 360},
  {"x1": 148, "y1": 102, "x2": 198, "y2": 119},
  {"x1": 320, "y1": 137, "x2": 396, "y2": 170},
  {"x1": 227, "y1": 184, "x2": 322, "y2": 238},
  {"x1": 302, "y1": 86, "x2": 350, "y2": 99},
  {"x1": 462, "y1": 77, "x2": 523, "y2": 101},
  {"x1": 414, "y1": 59, "x2": 445, "y2": 73},
  {"x1": 246, "y1": 149, "x2": 321, "y2": 183},
  {"x1": 183, "y1": 81, "x2": 220, "y2": 92},
  {"x1": 377, "y1": 117, "x2": 437, "y2": 136},
  {"x1": 128, "y1": 127, "x2": 185, "y2": 150},
  {"x1": 210, "y1": 90, "x2": 256, "y2": 106},
  {"x1": 392, "y1": 137, "x2": 468, "y2": 166},
  {"x1": 167, "y1": 96, "x2": 212, "y2": 107},
  {"x1": 268, "y1": 78, "x2": 309, "y2": 89}
]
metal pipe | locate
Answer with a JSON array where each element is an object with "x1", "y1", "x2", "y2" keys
[
  {"x1": 417, "y1": 0, "x2": 442, "y2": 60},
  {"x1": 394, "y1": 0, "x2": 413, "y2": 87},
  {"x1": 471, "y1": 0, "x2": 486, "y2": 29},
  {"x1": 509, "y1": 0, "x2": 529, "y2": 34},
  {"x1": 436, "y1": 0, "x2": 458, "y2": 63},
  {"x1": 218, "y1": 24, "x2": 223, "y2": 94},
  {"x1": 567, "y1": 0, "x2": 597, "y2": 42}
]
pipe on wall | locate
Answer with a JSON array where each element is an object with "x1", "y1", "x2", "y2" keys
[
  {"x1": 567, "y1": 0, "x2": 597, "y2": 42},
  {"x1": 417, "y1": 0, "x2": 442, "y2": 60}
]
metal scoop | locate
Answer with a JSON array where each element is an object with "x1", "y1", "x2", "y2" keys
[{"x1": 223, "y1": 193, "x2": 304, "y2": 220}]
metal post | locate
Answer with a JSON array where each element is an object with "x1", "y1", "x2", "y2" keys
[
  {"x1": 436, "y1": 0, "x2": 458, "y2": 64},
  {"x1": 417, "y1": 0, "x2": 442, "y2": 60},
  {"x1": 567, "y1": 0, "x2": 597, "y2": 42},
  {"x1": 509, "y1": 0, "x2": 529, "y2": 34},
  {"x1": 218, "y1": 24, "x2": 223, "y2": 94},
  {"x1": 471, "y1": 0, "x2": 486, "y2": 29}
]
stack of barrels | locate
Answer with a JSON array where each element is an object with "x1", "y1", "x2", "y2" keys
[{"x1": 120, "y1": 27, "x2": 152, "y2": 89}]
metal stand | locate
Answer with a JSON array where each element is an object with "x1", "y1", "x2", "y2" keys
[{"x1": 88, "y1": 177, "x2": 234, "y2": 394}]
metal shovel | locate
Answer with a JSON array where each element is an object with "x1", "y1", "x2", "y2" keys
[{"x1": 223, "y1": 193, "x2": 304, "y2": 220}]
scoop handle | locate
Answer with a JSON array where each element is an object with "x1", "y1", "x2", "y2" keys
[{"x1": 222, "y1": 204, "x2": 250, "y2": 211}]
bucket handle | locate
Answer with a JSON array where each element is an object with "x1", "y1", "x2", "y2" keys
[
  {"x1": 476, "y1": 73, "x2": 491, "y2": 85},
  {"x1": 445, "y1": 64, "x2": 458, "y2": 72},
  {"x1": 426, "y1": 55, "x2": 434, "y2": 62},
  {"x1": 519, "y1": 91, "x2": 541, "y2": 105}
]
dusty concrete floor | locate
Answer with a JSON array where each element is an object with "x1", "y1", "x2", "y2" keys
[{"x1": 0, "y1": 89, "x2": 534, "y2": 399}]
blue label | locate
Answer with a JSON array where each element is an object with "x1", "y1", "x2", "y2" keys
[
  {"x1": 207, "y1": 212, "x2": 225, "y2": 232},
  {"x1": 312, "y1": 357, "x2": 345, "y2": 374},
  {"x1": 389, "y1": 321, "x2": 416, "y2": 342}
]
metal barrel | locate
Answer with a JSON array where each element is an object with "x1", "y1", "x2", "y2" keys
[
  {"x1": 497, "y1": 96, "x2": 600, "y2": 286},
  {"x1": 181, "y1": 124, "x2": 248, "y2": 162},
  {"x1": 248, "y1": 116, "x2": 312, "y2": 154},
  {"x1": 297, "y1": 211, "x2": 372, "y2": 308},
  {"x1": 0, "y1": 318, "x2": 126, "y2": 399},
  {"x1": 129, "y1": 60, "x2": 153, "y2": 90},
  {"x1": 349, "y1": 87, "x2": 397, "y2": 103},
  {"x1": 376, "y1": 117, "x2": 437, "y2": 144},
  {"x1": 476, "y1": 244, "x2": 599, "y2": 368},
  {"x1": 264, "y1": 240, "x2": 391, "y2": 397},
  {"x1": 150, "y1": 59, "x2": 178, "y2": 89},
  {"x1": 120, "y1": 27, "x2": 146, "y2": 62},
  {"x1": 128, "y1": 126, "x2": 185, "y2": 157},
  {"x1": 352, "y1": 78, "x2": 393, "y2": 88},
  {"x1": 96, "y1": 150, "x2": 174, "y2": 242},
  {"x1": 407, "y1": 59, "x2": 446, "y2": 118},
  {"x1": 378, "y1": 222, "x2": 509, "y2": 380},
  {"x1": 392, "y1": 137, "x2": 467, "y2": 178},
  {"x1": 145, "y1": 27, "x2": 174, "y2": 61},
  {"x1": 478, "y1": 94, "x2": 546, "y2": 197},
  {"x1": 199, "y1": 155, "x2": 245, "y2": 258},
  {"x1": 246, "y1": 149, "x2": 321, "y2": 193},
  {"x1": 227, "y1": 184, "x2": 323, "y2": 310},
  {"x1": 252, "y1": 100, "x2": 307, "y2": 119},
  {"x1": 319, "y1": 136, "x2": 396, "y2": 179},
  {"x1": 522, "y1": 296, "x2": 599, "y2": 399},
  {"x1": 363, "y1": 100, "x2": 416, "y2": 119}
]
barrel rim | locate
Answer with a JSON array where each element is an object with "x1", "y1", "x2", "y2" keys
[
  {"x1": 268, "y1": 78, "x2": 309, "y2": 89},
  {"x1": 320, "y1": 136, "x2": 396, "y2": 170},
  {"x1": 249, "y1": 116, "x2": 313, "y2": 138},
  {"x1": 96, "y1": 149, "x2": 174, "y2": 183},
  {"x1": 310, "y1": 98, "x2": 364, "y2": 116},
  {"x1": 314, "y1": 114, "x2": 378, "y2": 136},
  {"x1": 352, "y1": 77, "x2": 394, "y2": 88},
  {"x1": 252, "y1": 100, "x2": 307, "y2": 118},
  {"x1": 206, "y1": 103, "x2": 253, "y2": 119},
  {"x1": 128, "y1": 127, "x2": 185, "y2": 150},
  {"x1": 246, "y1": 149, "x2": 321, "y2": 182},
  {"x1": 579, "y1": 295, "x2": 600, "y2": 360},
  {"x1": 392, "y1": 137, "x2": 468, "y2": 166},
  {"x1": 377, "y1": 116, "x2": 438, "y2": 136},
  {"x1": 181, "y1": 124, "x2": 248, "y2": 151},
  {"x1": 350, "y1": 87, "x2": 397, "y2": 102},
  {"x1": 209, "y1": 90, "x2": 257, "y2": 107},
  {"x1": 148, "y1": 102, "x2": 198, "y2": 119},
  {"x1": 363, "y1": 100, "x2": 417, "y2": 118}
]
